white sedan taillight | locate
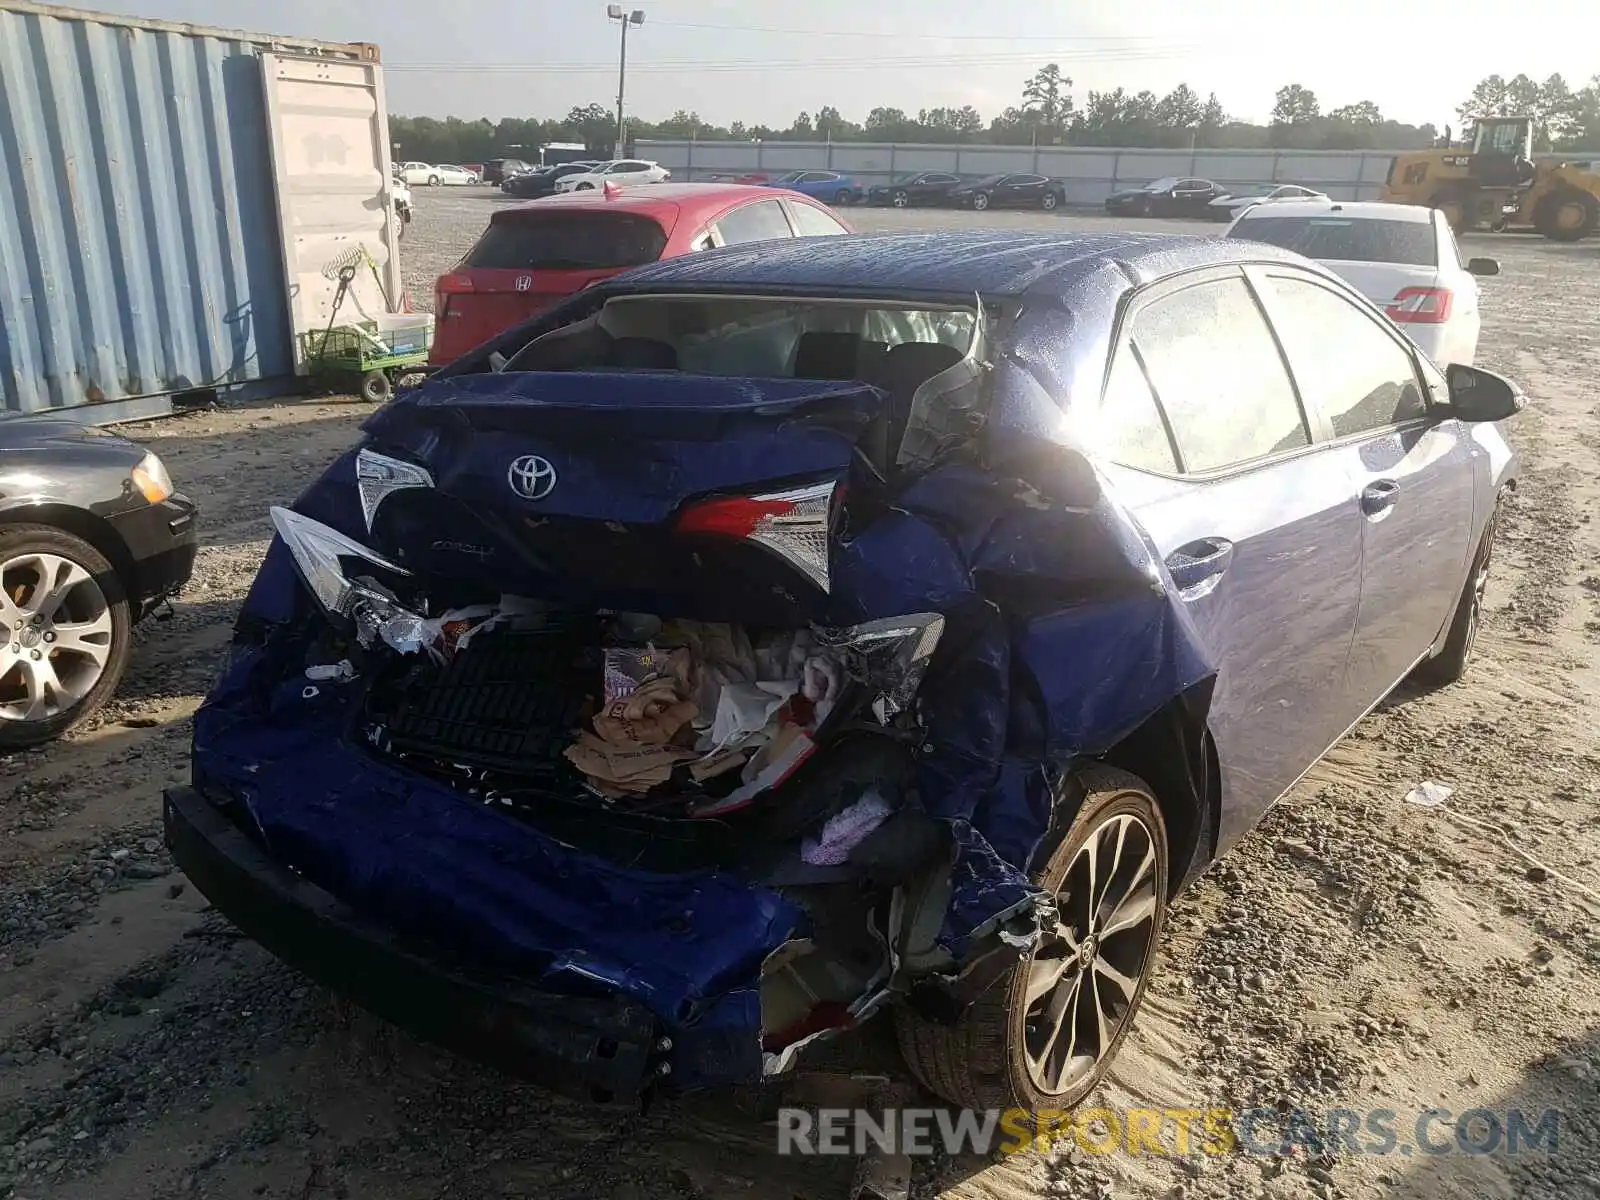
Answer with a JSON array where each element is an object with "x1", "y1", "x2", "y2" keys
[{"x1": 1386, "y1": 287, "x2": 1453, "y2": 325}]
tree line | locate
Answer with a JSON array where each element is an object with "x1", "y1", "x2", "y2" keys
[{"x1": 390, "y1": 68, "x2": 1600, "y2": 164}]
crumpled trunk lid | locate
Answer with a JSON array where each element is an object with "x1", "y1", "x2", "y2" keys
[{"x1": 360, "y1": 372, "x2": 884, "y2": 624}]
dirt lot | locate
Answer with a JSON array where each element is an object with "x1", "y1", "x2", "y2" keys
[{"x1": 3, "y1": 190, "x2": 1599, "y2": 1200}]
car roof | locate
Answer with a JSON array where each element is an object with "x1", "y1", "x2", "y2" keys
[
  {"x1": 1235, "y1": 199, "x2": 1434, "y2": 223},
  {"x1": 609, "y1": 229, "x2": 1311, "y2": 299},
  {"x1": 498, "y1": 183, "x2": 813, "y2": 225}
]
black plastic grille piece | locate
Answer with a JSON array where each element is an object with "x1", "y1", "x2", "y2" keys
[{"x1": 379, "y1": 625, "x2": 595, "y2": 776}]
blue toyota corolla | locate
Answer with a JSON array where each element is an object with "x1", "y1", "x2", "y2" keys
[{"x1": 165, "y1": 230, "x2": 1519, "y2": 1112}]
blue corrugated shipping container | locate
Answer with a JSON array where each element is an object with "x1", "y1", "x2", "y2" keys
[{"x1": 0, "y1": 2, "x2": 382, "y2": 418}]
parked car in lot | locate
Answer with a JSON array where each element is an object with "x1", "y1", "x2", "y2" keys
[
  {"x1": 948, "y1": 172, "x2": 1065, "y2": 211},
  {"x1": 166, "y1": 227, "x2": 1520, "y2": 1114},
  {"x1": 762, "y1": 170, "x2": 861, "y2": 205},
  {"x1": 555, "y1": 160, "x2": 671, "y2": 193},
  {"x1": 434, "y1": 164, "x2": 480, "y2": 186},
  {"x1": 1226, "y1": 200, "x2": 1498, "y2": 365},
  {"x1": 501, "y1": 163, "x2": 600, "y2": 199},
  {"x1": 1105, "y1": 177, "x2": 1228, "y2": 218},
  {"x1": 701, "y1": 172, "x2": 771, "y2": 185},
  {"x1": 866, "y1": 171, "x2": 967, "y2": 207},
  {"x1": 397, "y1": 161, "x2": 441, "y2": 187},
  {"x1": 1207, "y1": 183, "x2": 1327, "y2": 222},
  {"x1": 430, "y1": 183, "x2": 852, "y2": 364},
  {"x1": 1, "y1": 419, "x2": 198, "y2": 749},
  {"x1": 482, "y1": 158, "x2": 535, "y2": 186},
  {"x1": 390, "y1": 173, "x2": 412, "y2": 240}
]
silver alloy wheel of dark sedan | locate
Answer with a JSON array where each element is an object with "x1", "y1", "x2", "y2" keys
[
  {"x1": 973, "y1": 192, "x2": 990, "y2": 211},
  {"x1": 1, "y1": 550, "x2": 116, "y2": 723},
  {"x1": 1023, "y1": 809, "x2": 1161, "y2": 1094}
]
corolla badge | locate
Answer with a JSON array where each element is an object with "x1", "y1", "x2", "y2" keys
[{"x1": 507, "y1": 454, "x2": 558, "y2": 501}]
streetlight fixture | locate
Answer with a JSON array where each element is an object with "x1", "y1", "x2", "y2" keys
[{"x1": 607, "y1": 5, "x2": 645, "y2": 159}]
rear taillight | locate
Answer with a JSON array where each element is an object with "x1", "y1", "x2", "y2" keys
[
  {"x1": 675, "y1": 480, "x2": 836, "y2": 592},
  {"x1": 435, "y1": 273, "x2": 474, "y2": 318},
  {"x1": 1386, "y1": 287, "x2": 1453, "y2": 324}
]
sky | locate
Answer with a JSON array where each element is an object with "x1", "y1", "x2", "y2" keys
[{"x1": 82, "y1": 0, "x2": 1594, "y2": 131}]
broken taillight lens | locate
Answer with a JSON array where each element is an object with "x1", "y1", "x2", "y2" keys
[{"x1": 675, "y1": 480, "x2": 837, "y2": 592}]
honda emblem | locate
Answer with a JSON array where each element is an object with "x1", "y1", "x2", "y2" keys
[{"x1": 514, "y1": 276, "x2": 532, "y2": 292}]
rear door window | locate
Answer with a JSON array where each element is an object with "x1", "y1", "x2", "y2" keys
[
  {"x1": 464, "y1": 213, "x2": 668, "y2": 270},
  {"x1": 1131, "y1": 276, "x2": 1310, "y2": 472},
  {"x1": 1261, "y1": 274, "x2": 1429, "y2": 438},
  {"x1": 787, "y1": 201, "x2": 850, "y2": 237},
  {"x1": 713, "y1": 200, "x2": 796, "y2": 246},
  {"x1": 1098, "y1": 343, "x2": 1178, "y2": 473},
  {"x1": 1230, "y1": 215, "x2": 1438, "y2": 266}
]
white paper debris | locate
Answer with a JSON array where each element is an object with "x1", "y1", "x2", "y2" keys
[{"x1": 1405, "y1": 781, "x2": 1455, "y2": 808}]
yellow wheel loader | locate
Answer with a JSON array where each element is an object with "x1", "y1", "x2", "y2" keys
[{"x1": 1381, "y1": 116, "x2": 1600, "y2": 242}]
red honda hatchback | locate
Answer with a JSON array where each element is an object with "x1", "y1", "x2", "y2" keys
[{"x1": 430, "y1": 183, "x2": 854, "y2": 365}]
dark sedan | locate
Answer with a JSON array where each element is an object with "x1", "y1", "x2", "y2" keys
[
  {"x1": 501, "y1": 163, "x2": 598, "y2": 199},
  {"x1": 949, "y1": 172, "x2": 1065, "y2": 211},
  {"x1": 1105, "y1": 176, "x2": 1229, "y2": 218},
  {"x1": 1, "y1": 417, "x2": 198, "y2": 748},
  {"x1": 167, "y1": 230, "x2": 1518, "y2": 1116},
  {"x1": 866, "y1": 170, "x2": 968, "y2": 208},
  {"x1": 482, "y1": 158, "x2": 535, "y2": 186}
]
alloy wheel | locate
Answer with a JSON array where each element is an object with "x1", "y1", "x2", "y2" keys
[
  {"x1": 0, "y1": 553, "x2": 115, "y2": 723},
  {"x1": 1022, "y1": 811, "x2": 1161, "y2": 1095}
]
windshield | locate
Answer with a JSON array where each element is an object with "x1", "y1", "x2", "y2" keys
[
  {"x1": 464, "y1": 213, "x2": 668, "y2": 271},
  {"x1": 1230, "y1": 215, "x2": 1437, "y2": 266},
  {"x1": 1141, "y1": 177, "x2": 1180, "y2": 192},
  {"x1": 969, "y1": 174, "x2": 1006, "y2": 187},
  {"x1": 771, "y1": 170, "x2": 806, "y2": 184}
]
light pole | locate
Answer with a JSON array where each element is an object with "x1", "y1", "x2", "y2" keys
[{"x1": 607, "y1": 6, "x2": 645, "y2": 159}]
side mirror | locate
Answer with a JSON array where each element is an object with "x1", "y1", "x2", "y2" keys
[
  {"x1": 1466, "y1": 257, "x2": 1501, "y2": 277},
  {"x1": 1445, "y1": 363, "x2": 1525, "y2": 422}
]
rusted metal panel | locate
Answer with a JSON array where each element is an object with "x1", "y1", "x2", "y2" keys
[{"x1": 0, "y1": 2, "x2": 385, "y2": 416}]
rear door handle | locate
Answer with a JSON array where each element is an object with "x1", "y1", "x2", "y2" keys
[
  {"x1": 1361, "y1": 480, "x2": 1400, "y2": 517},
  {"x1": 1166, "y1": 537, "x2": 1235, "y2": 593}
]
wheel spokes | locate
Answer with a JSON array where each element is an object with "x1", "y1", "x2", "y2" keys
[
  {"x1": 1022, "y1": 805, "x2": 1161, "y2": 1097},
  {"x1": 52, "y1": 612, "x2": 115, "y2": 668}
]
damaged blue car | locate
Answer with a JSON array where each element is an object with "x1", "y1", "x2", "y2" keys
[{"x1": 165, "y1": 230, "x2": 1520, "y2": 1111}]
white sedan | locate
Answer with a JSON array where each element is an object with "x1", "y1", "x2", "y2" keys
[
  {"x1": 1207, "y1": 183, "x2": 1326, "y2": 221},
  {"x1": 554, "y1": 159, "x2": 671, "y2": 193},
  {"x1": 432, "y1": 164, "x2": 479, "y2": 186},
  {"x1": 1225, "y1": 199, "x2": 1499, "y2": 366}
]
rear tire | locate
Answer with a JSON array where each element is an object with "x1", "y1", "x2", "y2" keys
[
  {"x1": 427, "y1": 175, "x2": 441, "y2": 188},
  {"x1": 1041, "y1": 192, "x2": 1059, "y2": 211},
  {"x1": 834, "y1": 189, "x2": 853, "y2": 206},
  {"x1": 360, "y1": 370, "x2": 393, "y2": 404},
  {"x1": 0, "y1": 525, "x2": 132, "y2": 751},
  {"x1": 1414, "y1": 502, "x2": 1500, "y2": 687},
  {"x1": 894, "y1": 765, "x2": 1169, "y2": 1110},
  {"x1": 1534, "y1": 189, "x2": 1599, "y2": 242},
  {"x1": 576, "y1": 182, "x2": 595, "y2": 191}
]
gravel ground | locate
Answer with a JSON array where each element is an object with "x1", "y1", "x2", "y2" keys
[{"x1": 2, "y1": 189, "x2": 1598, "y2": 1200}]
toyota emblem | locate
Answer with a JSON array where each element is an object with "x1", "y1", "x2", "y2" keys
[
  {"x1": 514, "y1": 276, "x2": 532, "y2": 292},
  {"x1": 507, "y1": 454, "x2": 557, "y2": 501}
]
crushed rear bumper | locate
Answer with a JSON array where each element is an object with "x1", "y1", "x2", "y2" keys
[{"x1": 162, "y1": 784, "x2": 665, "y2": 1107}]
